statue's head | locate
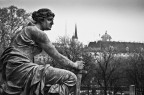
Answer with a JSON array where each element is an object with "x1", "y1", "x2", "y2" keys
[{"x1": 32, "y1": 8, "x2": 55, "y2": 23}]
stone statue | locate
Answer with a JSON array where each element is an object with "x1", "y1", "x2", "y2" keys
[{"x1": 0, "y1": 8, "x2": 84, "y2": 95}]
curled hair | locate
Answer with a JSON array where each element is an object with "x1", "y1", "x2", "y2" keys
[{"x1": 32, "y1": 8, "x2": 55, "y2": 23}]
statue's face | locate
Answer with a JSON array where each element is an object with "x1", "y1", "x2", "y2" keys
[{"x1": 41, "y1": 16, "x2": 54, "y2": 30}]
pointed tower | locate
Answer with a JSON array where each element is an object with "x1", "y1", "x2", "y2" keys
[
  {"x1": 74, "y1": 24, "x2": 78, "y2": 39},
  {"x1": 72, "y1": 24, "x2": 78, "y2": 41}
]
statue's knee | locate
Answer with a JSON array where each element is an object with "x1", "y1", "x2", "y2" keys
[
  {"x1": 69, "y1": 72, "x2": 77, "y2": 84},
  {"x1": 73, "y1": 73, "x2": 77, "y2": 83}
]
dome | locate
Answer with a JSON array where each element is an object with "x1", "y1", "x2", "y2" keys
[{"x1": 101, "y1": 31, "x2": 112, "y2": 41}]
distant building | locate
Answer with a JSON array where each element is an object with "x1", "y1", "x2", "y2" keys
[
  {"x1": 88, "y1": 40, "x2": 144, "y2": 53},
  {"x1": 87, "y1": 30, "x2": 144, "y2": 53},
  {"x1": 101, "y1": 31, "x2": 112, "y2": 41}
]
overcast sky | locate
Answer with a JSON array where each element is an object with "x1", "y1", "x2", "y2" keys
[{"x1": 1, "y1": 0, "x2": 144, "y2": 44}]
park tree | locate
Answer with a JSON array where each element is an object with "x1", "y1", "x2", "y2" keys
[
  {"x1": 56, "y1": 36, "x2": 84, "y2": 61},
  {"x1": 52, "y1": 36, "x2": 96, "y2": 84},
  {"x1": 93, "y1": 47, "x2": 124, "y2": 95},
  {"x1": 0, "y1": 5, "x2": 31, "y2": 55},
  {"x1": 125, "y1": 52, "x2": 144, "y2": 92},
  {"x1": 51, "y1": 36, "x2": 85, "y2": 68},
  {"x1": 108, "y1": 57, "x2": 129, "y2": 95}
]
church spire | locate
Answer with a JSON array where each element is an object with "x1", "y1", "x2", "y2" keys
[
  {"x1": 75, "y1": 24, "x2": 78, "y2": 39},
  {"x1": 72, "y1": 23, "x2": 78, "y2": 40}
]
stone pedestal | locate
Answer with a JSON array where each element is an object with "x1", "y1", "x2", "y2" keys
[{"x1": 129, "y1": 85, "x2": 135, "y2": 95}]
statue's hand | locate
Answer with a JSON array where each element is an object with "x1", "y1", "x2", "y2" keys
[{"x1": 74, "y1": 61, "x2": 85, "y2": 70}]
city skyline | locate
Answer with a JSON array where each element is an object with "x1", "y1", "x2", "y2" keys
[{"x1": 0, "y1": 0, "x2": 144, "y2": 45}]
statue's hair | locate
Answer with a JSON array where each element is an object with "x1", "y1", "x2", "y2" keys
[{"x1": 32, "y1": 8, "x2": 55, "y2": 23}]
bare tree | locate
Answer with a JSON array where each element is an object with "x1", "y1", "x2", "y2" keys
[
  {"x1": 94, "y1": 47, "x2": 123, "y2": 95},
  {"x1": 125, "y1": 52, "x2": 144, "y2": 95},
  {"x1": 55, "y1": 36, "x2": 84, "y2": 62}
]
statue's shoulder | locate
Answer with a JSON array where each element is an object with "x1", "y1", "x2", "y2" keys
[
  {"x1": 25, "y1": 25, "x2": 41, "y2": 36},
  {"x1": 25, "y1": 25, "x2": 46, "y2": 42},
  {"x1": 26, "y1": 25, "x2": 37, "y2": 31},
  {"x1": 26, "y1": 21, "x2": 39, "y2": 32}
]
